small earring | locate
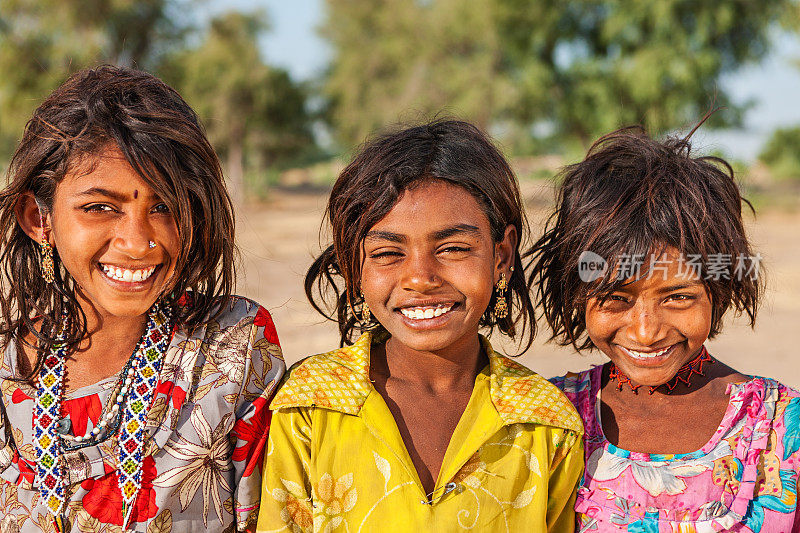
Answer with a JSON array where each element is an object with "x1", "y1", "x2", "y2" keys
[
  {"x1": 492, "y1": 272, "x2": 509, "y2": 320},
  {"x1": 361, "y1": 294, "x2": 371, "y2": 323},
  {"x1": 41, "y1": 237, "x2": 55, "y2": 284},
  {"x1": 149, "y1": 241, "x2": 156, "y2": 249}
]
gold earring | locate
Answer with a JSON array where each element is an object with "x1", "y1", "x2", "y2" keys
[
  {"x1": 361, "y1": 294, "x2": 371, "y2": 323},
  {"x1": 41, "y1": 237, "x2": 55, "y2": 284},
  {"x1": 492, "y1": 272, "x2": 509, "y2": 320}
]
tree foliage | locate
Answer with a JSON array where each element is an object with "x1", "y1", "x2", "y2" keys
[
  {"x1": 322, "y1": 0, "x2": 800, "y2": 149},
  {"x1": 759, "y1": 126, "x2": 800, "y2": 180},
  {"x1": 322, "y1": 0, "x2": 513, "y2": 147},
  {"x1": 161, "y1": 10, "x2": 312, "y2": 203},
  {"x1": 0, "y1": 0, "x2": 186, "y2": 163}
]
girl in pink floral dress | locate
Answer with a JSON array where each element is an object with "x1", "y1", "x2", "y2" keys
[
  {"x1": 0, "y1": 66, "x2": 285, "y2": 532},
  {"x1": 531, "y1": 126, "x2": 800, "y2": 532}
]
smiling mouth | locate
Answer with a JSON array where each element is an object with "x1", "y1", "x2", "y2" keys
[
  {"x1": 619, "y1": 344, "x2": 677, "y2": 360},
  {"x1": 399, "y1": 303, "x2": 454, "y2": 320},
  {"x1": 100, "y1": 263, "x2": 158, "y2": 283}
]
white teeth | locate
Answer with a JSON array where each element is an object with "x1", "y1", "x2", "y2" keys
[
  {"x1": 625, "y1": 345, "x2": 673, "y2": 359},
  {"x1": 400, "y1": 304, "x2": 453, "y2": 320},
  {"x1": 101, "y1": 264, "x2": 156, "y2": 283}
]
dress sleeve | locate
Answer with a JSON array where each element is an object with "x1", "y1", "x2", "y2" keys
[
  {"x1": 256, "y1": 407, "x2": 314, "y2": 533},
  {"x1": 230, "y1": 306, "x2": 286, "y2": 531},
  {"x1": 546, "y1": 429, "x2": 584, "y2": 533}
]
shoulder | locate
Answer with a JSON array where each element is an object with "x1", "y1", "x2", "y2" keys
[
  {"x1": 270, "y1": 333, "x2": 372, "y2": 414},
  {"x1": 731, "y1": 375, "x2": 800, "y2": 405},
  {"x1": 488, "y1": 350, "x2": 584, "y2": 435},
  {"x1": 203, "y1": 294, "x2": 272, "y2": 325},
  {"x1": 549, "y1": 367, "x2": 597, "y2": 395},
  {"x1": 177, "y1": 294, "x2": 279, "y2": 344}
]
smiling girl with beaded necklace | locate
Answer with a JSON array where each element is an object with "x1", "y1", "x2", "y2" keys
[
  {"x1": 0, "y1": 66, "x2": 285, "y2": 532},
  {"x1": 534, "y1": 126, "x2": 800, "y2": 532}
]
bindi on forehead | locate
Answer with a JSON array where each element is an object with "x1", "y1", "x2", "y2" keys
[{"x1": 133, "y1": 189, "x2": 138, "y2": 199}]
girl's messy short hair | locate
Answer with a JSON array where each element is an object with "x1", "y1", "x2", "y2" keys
[
  {"x1": 528, "y1": 126, "x2": 762, "y2": 352},
  {"x1": 305, "y1": 119, "x2": 536, "y2": 350},
  {"x1": 0, "y1": 65, "x2": 235, "y2": 374}
]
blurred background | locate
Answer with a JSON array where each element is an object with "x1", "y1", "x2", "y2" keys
[{"x1": 2, "y1": 0, "x2": 800, "y2": 385}]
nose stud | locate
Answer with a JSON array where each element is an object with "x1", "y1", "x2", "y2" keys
[{"x1": 148, "y1": 241, "x2": 156, "y2": 249}]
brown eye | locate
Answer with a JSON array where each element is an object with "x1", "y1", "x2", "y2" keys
[{"x1": 82, "y1": 204, "x2": 115, "y2": 213}]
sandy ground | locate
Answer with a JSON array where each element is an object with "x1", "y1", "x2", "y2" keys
[{"x1": 235, "y1": 184, "x2": 800, "y2": 389}]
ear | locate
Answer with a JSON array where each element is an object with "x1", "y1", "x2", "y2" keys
[
  {"x1": 494, "y1": 224, "x2": 518, "y2": 281},
  {"x1": 15, "y1": 192, "x2": 50, "y2": 244}
]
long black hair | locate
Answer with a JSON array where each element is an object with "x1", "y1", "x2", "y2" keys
[{"x1": 0, "y1": 65, "x2": 236, "y2": 380}]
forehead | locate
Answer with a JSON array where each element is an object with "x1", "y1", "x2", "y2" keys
[
  {"x1": 58, "y1": 146, "x2": 156, "y2": 196},
  {"x1": 612, "y1": 248, "x2": 705, "y2": 292},
  {"x1": 369, "y1": 181, "x2": 491, "y2": 235}
]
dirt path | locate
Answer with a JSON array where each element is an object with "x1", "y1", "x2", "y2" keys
[{"x1": 236, "y1": 187, "x2": 800, "y2": 388}]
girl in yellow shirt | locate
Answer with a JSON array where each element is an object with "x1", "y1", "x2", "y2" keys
[{"x1": 257, "y1": 120, "x2": 584, "y2": 532}]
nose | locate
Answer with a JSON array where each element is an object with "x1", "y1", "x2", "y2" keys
[
  {"x1": 626, "y1": 300, "x2": 666, "y2": 347},
  {"x1": 113, "y1": 213, "x2": 154, "y2": 259},
  {"x1": 400, "y1": 250, "x2": 442, "y2": 293}
]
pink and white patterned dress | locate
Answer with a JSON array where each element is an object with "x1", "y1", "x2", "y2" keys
[{"x1": 552, "y1": 363, "x2": 800, "y2": 532}]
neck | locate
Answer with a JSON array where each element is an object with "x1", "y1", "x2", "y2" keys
[
  {"x1": 74, "y1": 296, "x2": 149, "y2": 357},
  {"x1": 606, "y1": 347, "x2": 718, "y2": 397},
  {"x1": 378, "y1": 334, "x2": 487, "y2": 392}
]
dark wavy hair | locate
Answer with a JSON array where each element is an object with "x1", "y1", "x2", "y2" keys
[
  {"x1": 0, "y1": 65, "x2": 236, "y2": 380},
  {"x1": 527, "y1": 125, "x2": 763, "y2": 352},
  {"x1": 305, "y1": 119, "x2": 536, "y2": 351}
]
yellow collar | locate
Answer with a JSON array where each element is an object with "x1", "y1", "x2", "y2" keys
[{"x1": 270, "y1": 332, "x2": 582, "y2": 433}]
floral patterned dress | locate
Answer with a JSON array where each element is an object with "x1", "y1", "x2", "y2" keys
[
  {"x1": 257, "y1": 332, "x2": 585, "y2": 533},
  {"x1": 0, "y1": 296, "x2": 285, "y2": 532},
  {"x1": 551, "y1": 364, "x2": 800, "y2": 532}
]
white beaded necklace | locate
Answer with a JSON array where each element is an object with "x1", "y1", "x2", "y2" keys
[{"x1": 34, "y1": 303, "x2": 173, "y2": 531}]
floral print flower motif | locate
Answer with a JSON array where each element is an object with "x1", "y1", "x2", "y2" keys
[
  {"x1": 62, "y1": 394, "x2": 102, "y2": 436},
  {"x1": 80, "y1": 455, "x2": 159, "y2": 525},
  {"x1": 11, "y1": 451, "x2": 34, "y2": 487},
  {"x1": 587, "y1": 439, "x2": 733, "y2": 497},
  {"x1": 205, "y1": 318, "x2": 253, "y2": 384},
  {"x1": 153, "y1": 405, "x2": 234, "y2": 527},
  {"x1": 231, "y1": 396, "x2": 272, "y2": 477},
  {"x1": 254, "y1": 306, "x2": 280, "y2": 346},
  {"x1": 271, "y1": 479, "x2": 314, "y2": 532},
  {"x1": 313, "y1": 473, "x2": 357, "y2": 530}
]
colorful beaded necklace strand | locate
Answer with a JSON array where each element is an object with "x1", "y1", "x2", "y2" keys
[
  {"x1": 609, "y1": 346, "x2": 714, "y2": 395},
  {"x1": 33, "y1": 303, "x2": 173, "y2": 532}
]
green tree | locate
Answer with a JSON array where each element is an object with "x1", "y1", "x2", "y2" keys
[
  {"x1": 0, "y1": 0, "x2": 187, "y2": 165},
  {"x1": 499, "y1": 0, "x2": 799, "y2": 143},
  {"x1": 322, "y1": 0, "x2": 514, "y2": 147},
  {"x1": 162, "y1": 11, "x2": 312, "y2": 203},
  {"x1": 321, "y1": 0, "x2": 800, "y2": 149},
  {"x1": 759, "y1": 126, "x2": 800, "y2": 180}
]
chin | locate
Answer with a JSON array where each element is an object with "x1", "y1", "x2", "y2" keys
[
  {"x1": 387, "y1": 331, "x2": 450, "y2": 352},
  {"x1": 85, "y1": 293, "x2": 162, "y2": 319}
]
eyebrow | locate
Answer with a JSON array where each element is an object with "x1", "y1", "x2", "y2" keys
[
  {"x1": 655, "y1": 282, "x2": 704, "y2": 294},
  {"x1": 365, "y1": 224, "x2": 482, "y2": 243},
  {"x1": 432, "y1": 224, "x2": 481, "y2": 240},
  {"x1": 76, "y1": 187, "x2": 156, "y2": 202}
]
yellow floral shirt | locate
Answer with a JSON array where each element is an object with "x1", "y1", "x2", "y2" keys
[{"x1": 257, "y1": 333, "x2": 584, "y2": 533}]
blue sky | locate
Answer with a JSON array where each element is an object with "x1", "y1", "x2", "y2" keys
[{"x1": 205, "y1": 0, "x2": 800, "y2": 161}]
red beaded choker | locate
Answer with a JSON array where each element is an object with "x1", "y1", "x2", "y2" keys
[{"x1": 609, "y1": 346, "x2": 714, "y2": 395}]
